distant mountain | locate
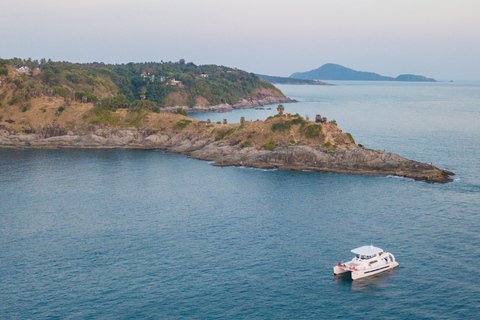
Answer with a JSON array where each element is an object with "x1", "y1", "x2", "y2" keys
[
  {"x1": 256, "y1": 74, "x2": 330, "y2": 85},
  {"x1": 290, "y1": 63, "x2": 436, "y2": 82}
]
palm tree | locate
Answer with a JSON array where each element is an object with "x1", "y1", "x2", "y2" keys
[{"x1": 277, "y1": 104, "x2": 285, "y2": 116}]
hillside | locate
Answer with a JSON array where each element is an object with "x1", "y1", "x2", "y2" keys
[
  {"x1": 0, "y1": 58, "x2": 288, "y2": 116},
  {"x1": 0, "y1": 58, "x2": 453, "y2": 183},
  {"x1": 291, "y1": 63, "x2": 436, "y2": 82}
]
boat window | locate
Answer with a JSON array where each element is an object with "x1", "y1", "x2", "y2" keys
[{"x1": 369, "y1": 260, "x2": 378, "y2": 265}]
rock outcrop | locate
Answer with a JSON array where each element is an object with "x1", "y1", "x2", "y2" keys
[
  {"x1": 0, "y1": 125, "x2": 454, "y2": 183},
  {"x1": 163, "y1": 96, "x2": 296, "y2": 113}
]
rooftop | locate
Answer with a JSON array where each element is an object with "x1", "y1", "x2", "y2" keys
[{"x1": 351, "y1": 245, "x2": 383, "y2": 256}]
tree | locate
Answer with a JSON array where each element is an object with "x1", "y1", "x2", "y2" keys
[
  {"x1": 277, "y1": 104, "x2": 285, "y2": 115},
  {"x1": 179, "y1": 58, "x2": 186, "y2": 65},
  {"x1": 140, "y1": 87, "x2": 146, "y2": 100}
]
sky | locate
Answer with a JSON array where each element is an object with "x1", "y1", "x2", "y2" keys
[{"x1": 1, "y1": 0, "x2": 479, "y2": 80}]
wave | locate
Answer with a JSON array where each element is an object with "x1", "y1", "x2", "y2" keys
[
  {"x1": 385, "y1": 175, "x2": 416, "y2": 182},
  {"x1": 237, "y1": 166, "x2": 278, "y2": 172}
]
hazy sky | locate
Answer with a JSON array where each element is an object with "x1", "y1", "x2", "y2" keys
[{"x1": 2, "y1": 0, "x2": 479, "y2": 80}]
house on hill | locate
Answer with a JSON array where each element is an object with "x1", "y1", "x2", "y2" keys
[{"x1": 16, "y1": 66, "x2": 30, "y2": 73}]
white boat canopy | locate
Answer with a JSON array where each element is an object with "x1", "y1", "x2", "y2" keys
[{"x1": 351, "y1": 245, "x2": 383, "y2": 256}]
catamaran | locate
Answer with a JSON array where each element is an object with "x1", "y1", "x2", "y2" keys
[{"x1": 334, "y1": 245, "x2": 399, "y2": 280}]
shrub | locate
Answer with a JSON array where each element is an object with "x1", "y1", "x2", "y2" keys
[
  {"x1": 291, "y1": 117, "x2": 306, "y2": 126},
  {"x1": 65, "y1": 72, "x2": 81, "y2": 84},
  {"x1": 75, "y1": 90, "x2": 86, "y2": 100},
  {"x1": 130, "y1": 99, "x2": 157, "y2": 112},
  {"x1": 323, "y1": 141, "x2": 331, "y2": 148},
  {"x1": 14, "y1": 79, "x2": 23, "y2": 89},
  {"x1": 346, "y1": 133, "x2": 355, "y2": 144},
  {"x1": 303, "y1": 124, "x2": 322, "y2": 138},
  {"x1": 175, "y1": 119, "x2": 192, "y2": 131},
  {"x1": 215, "y1": 128, "x2": 235, "y2": 141},
  {"x1": 52, "y1": 86, "x2": 71, "y2": 98},
  {"x1": 271, "y1": 121, "x2": 291, "y2": 131},
  {"x1": 57, "y1": 106, "x2": 65, "y2": 112},
  {"x1": 263, "y1": 140, "x2": 276, "y2": 150},
  {"x1": 99, "y1": 94, "x2": 129, "y2": 111},
  {"x1": 85, "y1": 92, "x2": 98, "y2": 103},
  {"x1": 90, "y1": 109, "x2": 122, "y2": 126},
  {"x1": 0, "y1": 67, "x2": 8, "y2": 76},
  {"x1": 177, "y1": 108, "x2": 188, "y2": 116},
  {"x1": 243, "y1": 141, "x2": 252, "y2": 148}
]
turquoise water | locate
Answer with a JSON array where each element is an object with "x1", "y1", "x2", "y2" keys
[{"x1": 1, "y1": 81, "x2": 480, "y2": 319}]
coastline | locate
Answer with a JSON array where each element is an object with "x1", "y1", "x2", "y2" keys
[
  {"x1": 163, "y1": 96, "x2": 296, "y2": 113},
  {"x1": 0, "y1": 126, "x2": 454, "y2": 183}
]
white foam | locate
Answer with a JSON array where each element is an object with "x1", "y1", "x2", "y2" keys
[{"x1": 386, "y1": 175, "x2": 415, "y2": 182}]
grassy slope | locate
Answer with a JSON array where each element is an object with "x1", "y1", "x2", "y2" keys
[{"x1": 0, "y1": 66, "x2": 355, "y2": 151}]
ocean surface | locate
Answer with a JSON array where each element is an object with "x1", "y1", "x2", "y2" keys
[{"x1": 1, "y1": 81, "x2": 480, "y2": 319}]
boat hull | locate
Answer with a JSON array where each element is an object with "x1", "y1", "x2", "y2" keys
[
  {"x1": 350, "y1": 261, "x2": 399, "y2": 280},
  {"x1": 333, "y1": 265, "x2": 349, "y2": 275}
]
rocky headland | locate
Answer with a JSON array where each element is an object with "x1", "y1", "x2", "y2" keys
[
  {"x1": 0, "y1": 60, "x2": 453, "y2": 183},
  {"x1": 163, "y1": 95, "x2": 296, "y2": 113},
  {"x1": 0, "y1": 114, "x2": 454, "y2": 183}
]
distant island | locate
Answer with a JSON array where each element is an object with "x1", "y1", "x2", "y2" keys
[
  {"x1": 0, "y1": 57, "x2": 453, "y2": 183},
  {"x1": 291, "y1": 63, "x2": 436, "y2": 82},
  {"x1": 256, "y1": 74, "x2": 331, "y2": 85}
]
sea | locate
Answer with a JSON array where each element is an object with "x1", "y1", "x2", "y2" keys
[{"x1": 1, "y1": 81, "x2": 479, "y2": 319}]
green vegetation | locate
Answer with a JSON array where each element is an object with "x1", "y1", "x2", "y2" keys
[
  {"x1": 177, "y1": 108, "x2": 188, "y2": 116},
  {"x1": 323, "y1": 142, "x2": 331, "y2": 148},
  {"x1": 175, "y1": 119, "x2": 192, "y2": 131},
  {"x1": 271, "y1": 121, "x2": 291, "y2": 131},
  {"x1": 243, "y1": 141, "x2": 252, "y2": 148},
  {"x1": 52, "y1": 86, "x2": 71, "y2": 98},
  {"x1": 90, "y1": 109, "x2": 122, "y2": 126},
  {"x1": 1, "y1": 58, "x2": 282, "y2": 115},
  {"x1": 302, "y1": 124, "x2": 322, "y2": 139},
  {"x1": 215, "y1": 128, "x2": 235, "y2": 141},
  {"x1": 346, "y1": 133, "x2": 355, "y2": 144},
  {"x1": 277, "y1": 104, "x2": 285, "y2": 115},
  {"x1": 263, "y1": 140, "x2": 276, "y2": 150}
]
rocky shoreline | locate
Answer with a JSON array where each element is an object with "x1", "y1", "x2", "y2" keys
[
  {"x1": 163, "y1": 96, "x2": 296, "y2": 113},
  {"x1": 0, "y1": 127, "x2": 454, "y2": 183}
]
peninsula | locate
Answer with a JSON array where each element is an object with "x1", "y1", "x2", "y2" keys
[
  {"x1": 291, "y1": 63, "x2": 436, "y2": 82},
  {"x1": 256, "y1": 74, "x2": 331, "y2": 85},
  {"x1": 0, "y1": 58, "x2": 453, "y2": 183}
]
